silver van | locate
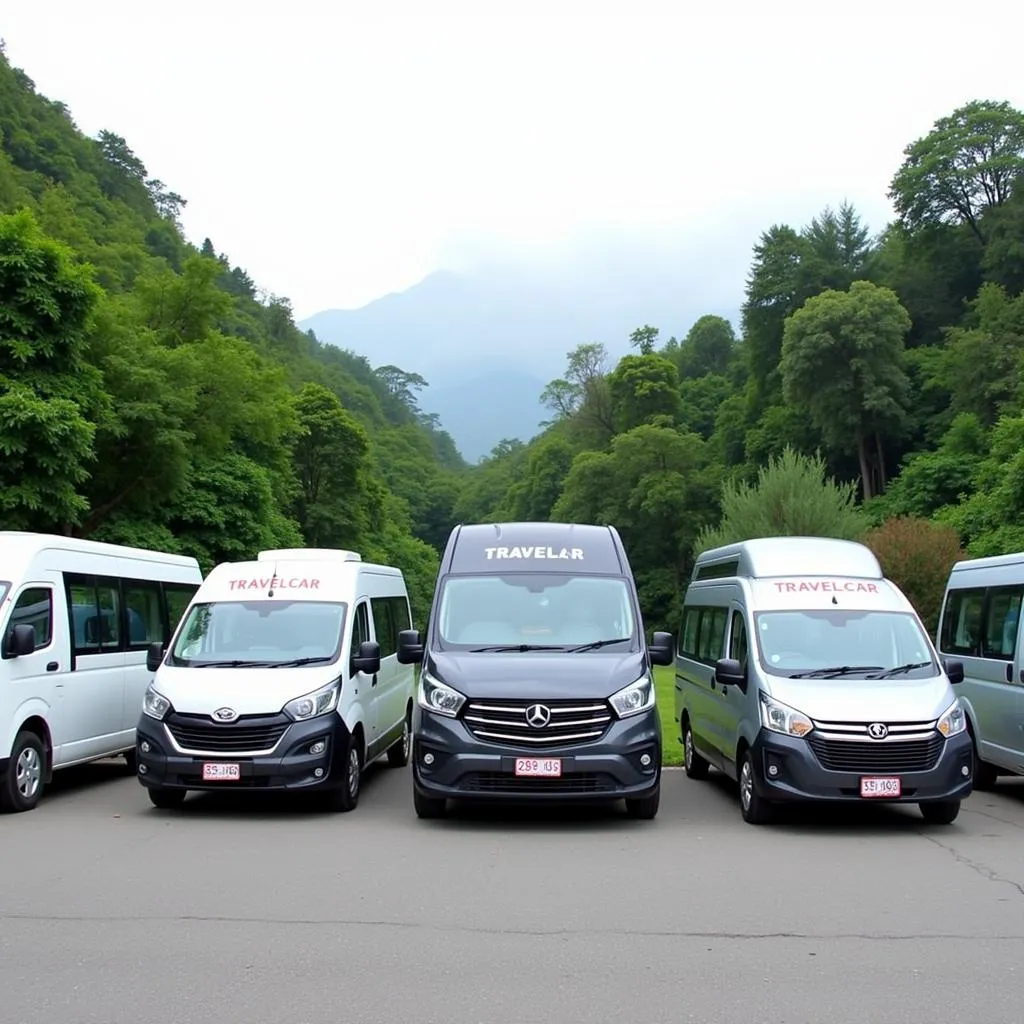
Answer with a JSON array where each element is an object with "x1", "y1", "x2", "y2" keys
[
  {"x1": 673, "y1": 537, "x2": 973, "y2": 825},
  {"x1": 936, "y1": 552, "x2": 1024, "y2": 788}
]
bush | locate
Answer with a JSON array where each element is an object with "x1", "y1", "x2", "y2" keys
[
  {"x1": 693, "y1": 446, "x2": 867, "y2": 557},
  {"x1": 861, "y1": 515, "x2": 965, "y2": 634}
]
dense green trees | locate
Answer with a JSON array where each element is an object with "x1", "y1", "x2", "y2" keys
[{"x1": 4, "y1": 45, "x2": 1024, "y2": 638}]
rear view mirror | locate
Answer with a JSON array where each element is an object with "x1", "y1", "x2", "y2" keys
[
  {"x1": 5, "y1": 624, "x2": 36, "y2": 658},
  {"x1": 648, "y1": 630, "x2": 674, "y2": 666},
  {"x1": 397, "y1": 628, "x2": 424, "y2": 665},
  {"x1": 146, "y1": 642, "x2": 165, "y2": 673},
  {"x1": 715, "y1": 657, "x2": 746, "y2": 688},
  {"x1": 352, "y1": 640, "x2": 381, "y2": 676},
  {"x1": 943, "y1": 658, "x2": 964, "y2": 685}
]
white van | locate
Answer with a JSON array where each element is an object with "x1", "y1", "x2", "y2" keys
[
  {"x1": 936, "y1": 551, "x2": 1024, "y2": 787},
  {"x1": 0, "y1": 531, "x2": 202, "y2": 813},
  {"x1": 136, "y1": 548, "x2": 416, "y2": 812},
  {"x1": 674, "y1": 537, "x2": 973, "y2": 825}
]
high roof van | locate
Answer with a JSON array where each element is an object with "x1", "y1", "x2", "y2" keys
[
  {"x1": 397, "y1": 522, "x2": 674, "y2": 820},
  {"x1": 674, "y1": 537, "x2": 972, "y2": 825},
  {"x1": 136, "y1": 548, "x2": 415, "y2": 812}
]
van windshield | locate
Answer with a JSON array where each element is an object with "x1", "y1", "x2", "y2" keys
[
  {"x1": 436, "y1": 573, "x2": 636, "y2": 650},
  {"x1": 754, "y1": 609, "x2": 937, "y2": 678},
  {"x1": 170, "y1": 600, "x2": 347, "y2": 667}
]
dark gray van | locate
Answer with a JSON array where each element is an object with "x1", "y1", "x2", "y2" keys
[{"x1": 397, "y1": 522, "x2": 674, "y2": 820}]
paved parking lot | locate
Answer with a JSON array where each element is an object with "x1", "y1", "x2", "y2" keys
[{"x1": 2, "y1": 761, "x2": 1023, "y2": 1024}]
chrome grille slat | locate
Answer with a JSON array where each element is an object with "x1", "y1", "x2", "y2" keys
[
  {"x1": 463, "y1": 698, "x2": 613, "y2": 749},
  {"x1": 807, "y1": 733, "x2": 945, "y2": 774}
]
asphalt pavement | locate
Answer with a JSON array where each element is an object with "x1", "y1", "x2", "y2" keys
[{"x1": 2, "y1": 759, "x2": 1023, "y2": 1024}]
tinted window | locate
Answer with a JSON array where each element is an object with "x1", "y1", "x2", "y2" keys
[
  {"x1": 939, "y1": 588, "x2": 986, "y2": 656},
  {"x1": 981, "y1": 586, "x2": 1023, "y2": 660},
  {"x1": 353, "y1": 602, "x2": 371, "y2": 648},
  {"x1": 123, "y1": 580, "x2": 163, "y2": 646},
  {"x1": 679, "y1": 607, "x2": 700, "y2": 657},
  {"x1": 4, "y1": 587, "x2": 53, "y2": 654},
  {"x1": 696, "y1": 608, "x2": 728, "y2": 662},
  {"x1": 67, "y1": 573, "x2": 121, "y2": 653},
  {"x1": 164, "y1": 584, "x2": 197, "y2": 637},
  {"x1": 371, "y1": 597, "x2": 396, "y2": 657},
  {"x1": 729, "y1": 611, "x2": 748, "y2": 665},
  {"x1": 390, "y1": 596, "x2": 411, "y2": 633}
]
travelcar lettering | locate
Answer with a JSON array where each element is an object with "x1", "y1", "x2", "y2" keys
[
  {"x1": 773, "y1": 580, "x2": 879, "y2": 594},
  {"x1": 227, "y1": 577, "x2": 321, "y2": 591},
  {"x1": 483, "y1": 546, "x2": 584, "y2": 561}
]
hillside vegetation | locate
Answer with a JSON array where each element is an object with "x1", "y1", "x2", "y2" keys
[{"x1": 3, "y1": 45, "x2": 1024, "y2": 634}]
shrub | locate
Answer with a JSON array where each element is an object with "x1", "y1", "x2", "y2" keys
[{"x1": 862, "y1": 515, "x2": 965, "y2": 634}]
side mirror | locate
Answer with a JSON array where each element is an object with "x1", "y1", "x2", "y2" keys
[
  {"x1": 352, "y1": 640, "x2": 381, "y2": 676},
  {"x1": 146, "y1": 642, "x2": 165, "y2": 673},
  {"x1": 648, "y1": 630, "x2": 674, "y2": 667},
  {"x1": 397, "y1": 628, "x2": 424, "y2": 665},
  {"x1": 715, "y1": 657, "x2": 746, "y2": 688},
  {"x1": 943, "y1": 658, "x2": 965, "y2": 685},
  {"x1": 5, "y1": 623, "x2": 36, "y2": 657}
]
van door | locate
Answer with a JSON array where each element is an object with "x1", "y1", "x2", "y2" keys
[
  {"x1": 370, "y1": 595, "x2": 405, "y2": 742},
  {"x1": 714, "y1": 605, "x2": 750, "y2": 770},
  {"x1": 1, "y1": 577, "x2": 68, "y2": 749},
  {"x1": 350, "y1": 599, "x2": 382, "y2": 756}
]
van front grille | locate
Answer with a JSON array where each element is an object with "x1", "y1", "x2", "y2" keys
[
  {"x1": 463, "y1": 698, "x2": 612, "y2": 748},
  {"x1": 807, "y1": 734, "x2": 945, "y2": 774},
  {"x1": 459, "y1": 771, "x2": 617, "y2": 793},
  {"x1": 165, "y1": 713, "x2": 289, "y2": 755}
]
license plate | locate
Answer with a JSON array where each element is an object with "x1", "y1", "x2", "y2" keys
[
  {"x1": 860, "y1": 776, "x2": 901, "y2": 798},
  {"x1": 514, "y1": 757, "x2": 562, "y2": 777},
  {"x1": 202, "y1": 762, "x2": 240, "y2": 781}
]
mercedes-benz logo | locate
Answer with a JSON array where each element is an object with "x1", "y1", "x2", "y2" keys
[
  {"x1": 525, "y1": 703, "x2": 551, "y2": 729},
  {"x1": 213, "y1": 707, "x2": 238, "y2": 723},
  {"x1": 867, "y1": 722, "x2": 889, "y2": 740}
]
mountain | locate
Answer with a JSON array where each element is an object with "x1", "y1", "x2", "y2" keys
[{"x1": 299, "y1": 240, "x2": 746, "y2": 462}]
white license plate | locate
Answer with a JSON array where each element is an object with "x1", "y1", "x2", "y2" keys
[
  {"x1": 514, "y1": 758, "x2": 562, "y2": 777},
  {"x1": 202, "y1": 762, "x2": 240, "y2": 781},
  {"x1": 860, "y1": 776, "x2": 901, "y2": 798}
]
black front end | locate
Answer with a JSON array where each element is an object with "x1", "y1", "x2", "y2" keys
[
  {"x1": 135, "y1": 709, "x2": 349, "y2": 793},
  {"x1": 412, "y1": 692, "x2": 661, "y2": 803}
]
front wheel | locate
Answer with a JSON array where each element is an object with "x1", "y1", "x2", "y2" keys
[
  {"x1": 683, "y1": 722, "x2": 710, "y2": 780},
  {"x1": 413, "y1": 786, "x2": 447, "y2": 819},
  {"x1": 387, "y1": 708, "x2": 411, "y2": 768},
  {"x1": 625, "y1": 784, "x2": 660, "y2": 820},
  {"x1": 325, "y1": 734, "x2": 362, "y2": 812},
  {"x1": 0, "y1": 730, "x2": 46, "y2": 813},
  {"x1": 147, "y1": 786, "x2": 187, "y2": 810},
  {"x1": 920, "y1": 799, "x2": 960, "y2": 825},
  {"x1": 739, "y1": 750, "x2": 774, "y2": 825}
]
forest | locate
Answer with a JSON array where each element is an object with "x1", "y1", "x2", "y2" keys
[{"x1": 3, "y1": 43, "x2": 1024, "y2": 635}]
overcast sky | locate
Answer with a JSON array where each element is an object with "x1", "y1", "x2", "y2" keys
[{"x1": 4, "y1": 0, "x2": 1023, "y2": 321}]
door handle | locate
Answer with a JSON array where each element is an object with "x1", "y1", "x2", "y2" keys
[
  {"x1": 46, "y1": 662, "x2": 58, "y2": 672},
  {"x1": 371, "y1": 673, "x2": 378, "y2": 687}
]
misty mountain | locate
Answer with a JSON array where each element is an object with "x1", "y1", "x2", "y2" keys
[{"x1": 300, "y1": 242, "x2": 744, "y2": 462}]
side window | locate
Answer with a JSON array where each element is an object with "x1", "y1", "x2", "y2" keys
[
  {"x1": 164, "y1": 584, "x2": 198, "y2": 639},
  {"x1": 371, "y1": 597, "x2": 396, "y2": 658},
  {"x1": 729, "y1": 611, "x2": 748, "y2": 665},
  {"x1": 939, "y1": 588, "x2": 986, "y2": 655},
  {"x1": 982, "y1": 586, "x2": 1024, "y2": 660},
  {"x1": 66, "y1": 573, "x2": 121, "y2": 653},
  {"x1": 390, "y1": 596, "x2": 411, "y2": 635},
  {"x1": 4, "y1": 587, "x2": 53, "y2": 655},
  {"x1": 697, "y1": 608, "x2": 728, "y2": 662},
  {"x1": 679, "y1": 607, "x2": 700, "y2": 657},
  {"x1": 123, "y1": 580, "x2": 163, "y2": 646},
  {"x1": 352, "y1": 602, "x2": 371, "y2": 651}
]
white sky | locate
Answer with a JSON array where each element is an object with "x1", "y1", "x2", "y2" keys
[{"x1": 3, "y1": 0, "x2": 1024, "y2": 320}]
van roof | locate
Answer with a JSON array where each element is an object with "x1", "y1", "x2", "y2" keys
[
  {"x1": 443, "y1": 521, "x2": 627, "y2": 576},
  {"x1": 949, "y1": 550, "x2": 1024, "y2": 574},
  {"x1": 692, "y1": 536, "x2": 883, "y2": 582},
  {"x1": 0, "y1": 530, "x2": 201, "y2": 572}
]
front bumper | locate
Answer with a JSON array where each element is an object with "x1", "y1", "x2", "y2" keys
[
  {"x1": 135, "y1": 711, "x2": 349, "y2": 793},
  {"x1": 411, "y1": 704, "x2": 661, "y2": 802},
  {"x1": 750, "y1": 727, "x2": 974, "y2": 803}
]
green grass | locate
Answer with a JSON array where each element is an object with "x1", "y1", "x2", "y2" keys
[{"x1": 654, "y1": 665, "x2": 682, "y2": 766}]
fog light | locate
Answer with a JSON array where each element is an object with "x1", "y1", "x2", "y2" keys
[
  {"x1": 314, "y1": 767, "x2": 324, "y2": 778},
  {"x1": 768, "y1": 764, "x2": 779, "y2": 777},
  {"x1": 140, "y1": 740, "x2": 151, "y2": 754},
  {"x1": 310, "y1": 740, "x2": 326, "y2": 755},
  {"x1": 961, "y1": 765, "x2": 970, "y2": 777},
  {"x1": 640, "y1": 753, "x2": 652, "y2": 767},
  {"x1": 423, "y1": 752, "x2": 435, "y2": 766},
  {"x1": 138, "y1": 764, "x2": 147, "y2": 775}
]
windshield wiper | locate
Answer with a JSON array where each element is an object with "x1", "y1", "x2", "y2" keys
[
  {"x1": 787, "y1": 665, "x2": 885, "y2": 679},
  {"x1": 468, "y1": 644, "x2": 568, "y2": 653},
  {"x1": 265, "y1": 656, "x2": 333, "y2": 668},
  {"x1": 869, "y1": 661, "x2": 933, "y2": 679},
  {"x1": 567, "y1": 637, "x2": 632, "y2": 653},
  {"x1": 192, "y1": 659, "x2": 277, "y2": 668}
]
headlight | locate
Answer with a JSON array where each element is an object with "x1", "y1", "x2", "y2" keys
[
  {"x1": 759, "y1": 693, "x2": 813, "y2": 738},
  {"x1": 609, "y1": 674, "x2": 656, "y2": 718},
  {"x1": 417, "y1": 671, "x2": 466, "y2": 718},
  {"x1": 142, "y1": 684, "x2": 171, "y2": 721},
  {"x1": 283, "y1": 679, "x2": 341, "y2": 721},
  {"x1": 937, "y1": 699, "x2": 967, "y2": 738}
]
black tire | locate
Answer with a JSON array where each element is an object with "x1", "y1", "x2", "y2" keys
[
  {"x1": 413, "y1": 785, "x2": 447, "y2": 819},
  {"x1": 147, "y1": 786, "x2": 187, "y2": 810},
  {"x1": 683, "y1": 720, "x2": 710, "y2": 780},
  {"x1": 325, "y1": 733, "x2": 362, "y2": 812},
  {"x1": 123, "y1": 749, "x2": 138, "y2": 775},
  {"x1": 625, "y1": 784, "x2": 660, "y2": 820},
  {"x1": 920, "y1": 799, "x2": 961, "y2": 825},
  {"x1": 970, "y1": 730, "x2": 999, "y2": 790},
  {"x1": 738, "y1": 748, "x2": 774, "y2": 825},
  {"x1": 387, "y1": 707, "x2": 412, "y2": 768},
  {"x1": 0, "y1": 730, "x2": 46, "y2": 813}
]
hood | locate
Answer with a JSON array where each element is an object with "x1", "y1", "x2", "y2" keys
[
  {"x1": 426, "y1": 650, "x2": 646, "y2": 700},
  {"x1": 152, "y1": 663, "x2": 339, "y2": 717},
  {"x1": 766, "y1": 673, "x2": 955, "y2": 723}
]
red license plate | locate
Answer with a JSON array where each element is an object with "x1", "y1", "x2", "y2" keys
[
  {"x1": 514, "y1": 757, "x2": 562, "y2": 777},
  {"x1": 202, "y1": 762, "x2": 240, "y2": 782},
  {"x1": 860, "y1": 776, "x2": 901, "y2": 798}
]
